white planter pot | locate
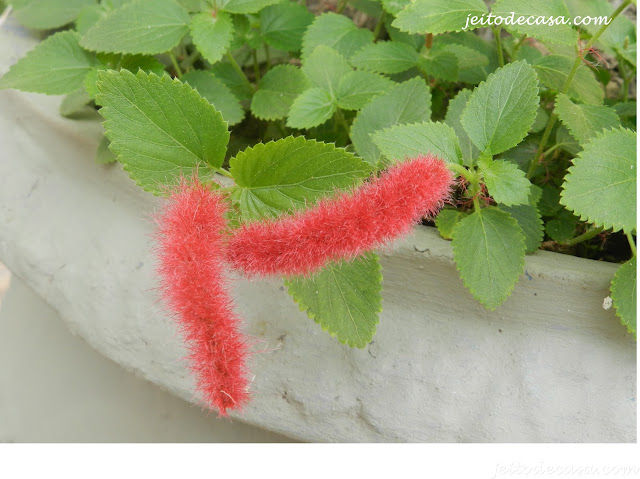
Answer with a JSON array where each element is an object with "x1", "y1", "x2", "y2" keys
[{"x1": 1, "y1": 21, "x2": 636, "y2": 442}]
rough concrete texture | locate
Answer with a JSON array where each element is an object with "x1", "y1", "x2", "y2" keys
[{"x1": 0, "y1": 19, "x2": 636, "y2": 442}]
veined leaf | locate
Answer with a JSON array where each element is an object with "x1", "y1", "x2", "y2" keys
[
  {"x1": 96, "y1": 70, "x2": 229, "y2": 194},
  {"x1": 286, "y1": 88, "x2": 336, "y2": 129},
  {"x1": 286, "y1": 253, "x2": 382, "y2": 348},
  {"x1": 260, "y1": 1, "x2": 313, "y2": 52},
  {"x1": 190, "y1": 11, "x2": 234, "y2": 65},
  {"x1": 251, "y1": 64, "x2": 309, "y2": 121},
  {"x1": 460, "y1": 60, "x2": 539, "y2": 156},
  {"x1": 182, "y1": 70, "x2": 244, "y2": 126},
  {"x1": 380, "y1": 0, "x2": 410, "y2": 15},
  {"x1": 611, "y1": 257, "x2": 636, "y2": 336},
  {"x1": 372, "y1": 121, "x2": 462, "y2": 165},
  {"x1": 533, "y1": 55, "x2": 604, "y2": 105},
  {"x1": 302, "y1": 45, "x2": 352, "y2": 96},
  {"x1": 301, "y1": 12, "x2": 374, "y2": 60},
  {"x1": 0, "y1": 31, "x2": 98, "y2": 95},
  {"x1": 565, "y1": 0, "x2": 635, "y2": 53},
  {"x1": 13, "y1": 0, "x2": 96, "y2": 29},
  {"x1": 229, "y1": 136, "x2": 371, "y2": 220},
  {"x1": 492, "y1": 0, "x2": 578, "y2": 46},
  {"x1": 350, "y1": 41, "x2": 419, "y2": 74},
  {"x1": 218, "y1": 0, "x2": 283, "y2": 14},
  {"x1": 336, "y1": 70, "x2": 394, "y2": 111},
  {"x1": 436, "y1": 209, "x2": 467, "y2": 240},
  {"x1": 80, "y1": 0, "x2": 190, "y2": 55},
  {"x1": 554, "y1": 93, "x2": 620, "y2": 145},
  {"x1": 444, "y1": 89, "x2": 478, "y2": 165},
  {"x1": 478, "y1": 157, "x2": 531, "y2": 206},
  {"x1": 392, "y1": 0, "x2": 488, "y2": 35},
  {"x1": 498, "y1": 188, "x2": 543, "y2": 253},
  {"x1": 350, "y1": 77, "x2": 432, "y2": 166},
  {"x1": 452, "y1": 207, "x2": 526, "y2": 309},
  {"x1": 560, "y1": 127, "x2": 636, "y2": 233}
]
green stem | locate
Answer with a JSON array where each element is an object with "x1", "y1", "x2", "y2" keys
[
  {"x1": 527, "y1": 0, "x2": 632, "y2": 180},
  {"x1": 493, "y1": 27, "x2": 504, "y2": 67},
  {"x1": 336, "y1": 0, "x2": 348, "y2": 14},
  {"x1": 627, "y1": 233, "x2": 636, "y2": 256},
  {"x1": 334, "y1": 108, "x2": 350, "y2": 136},
  {"x1": 618, "y1": 56, "x2": 630, "y2": 101},
  {"x1": 182, "y1": 49, "x2": 201, "y2": 72},
  {"x1": 214, "y1": 167, "x2": 234, "y2": 179},
  {"x1": 511, "y1": 34, "x2": 527, "y2": 57},
  {"x1": 168, "y1": 51, "x2": 183, "y2": 78},
  {"x1": 562, "y1": 226, "x2": 605, "y2": 246},
  {"x1": 373, "y1": 12, "x2": 386, "y2": 41},
  {"x1": 252, "y1": 49, "x2": 261, "y2": 83},
  {"x1": 226, "y1": 52, "x2": 255, "y2": 92}
]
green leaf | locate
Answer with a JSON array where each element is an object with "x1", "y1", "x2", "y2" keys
[
  {"x1": 452, "y1": 207, "x2": 526, "y2": 309},
  {"x1": 0, "y1": 31, "x2": 98, "y2": 95},
  {"x1": 351, "y1": 77, "x2": 432, "y2": 166},
  {"x1": 418, "y1": 49, "x2": 459, "y2": 82},
  {"x1": 554, "y1": 93, "x2": 620, "y2": 145},
  {"x1": 555, "y1": 124, "x2": 582, "y2": 156},
  {"x1": 545, "y1": 210, "x2": 577, "y2": 243},
  {"x1": 479, "y1": 158, "x2": 531, "y2": 206},
  {"x1": 611, "y1": 257, "x2": 636, "y2": 336},
  {"x1": 286, "y1": 88, "x2": 336, "y2": 129},
  {"x1": 302, "y1": 45, "x2": 352, "y2": 96},
  {"x1": 80, "y1": 0, "x2": 190, "y2": 55},
  {"x1": 530, "y1": 106, "x2": 549, "y2": 133},
  {"x1": 229, "y1": 136, "x2": 372, "y2": 220},
  {"x1": 211, "y1": 61, "x2": 254, "y2": 101},
  {"x1": 335, "y1": 70, "x2": 394, "y2": 111},
  {"x1": 372, "y1": 121, "x2": 462, "y2": 165},
  {"x1": 392, "y1": 0, "x2": 488, "y2": 35},
  {"x1": 260, "y1": 1, "x2": 314, "y2": 52},
  {"x1": 60, "y1": 89, "x2": 92, "y2": 118},
  {"x1": 445, "y1": 89, "x2": 478, "y2": 166},
  {"x1": 460, "y1": 60, "x2": 539, "y2": 156},
  {"x1": 350, "y1": 41, "x2": 420, "y2": 74},
  {"x1": 286, "y1": 253, "x2": 382, "y2": 348},
  {"x1": 436, "y1": 209, "x2": 466, "y2": 240},
  {"x1": 75, "y1": 4, "x2": 108, "y2": 35},
  {"x1": 431, "y1": 31, "x2": 497, "y2": 84},
  {"x1": 218, "y1": 0, "x2": 283, "y2": 14},
  {"x1": 560, "y1": 127, "x2": 636, "y2": 233},
  {"x1": 96, "y1": 135, "x2": 117, "y2": 164},
  {"x1": 533, "y1": 55, "x2": 604, "y2": 105},
  {"x1": 189, "y1": 11, "x2": 234, "y2": 65},
  {"x1": 251, "y1": 64, "x2": 309, "y2": 121},
  {"x1": 492, "y1": 0, "x2": 578, "y2": 46},
  {"x1": 182, "y1": 70, "x2": 244, "y2": 126},
  {"x1": 498, "y1": 190, "x2": 543, "y2": 253},
  {"x1": 565, "y1": 0, "x2": 635, "y2": 53},
  {"x1": 301, "y1": 12, "x2": 374, "y2": 60},
  {"x1": 13, "y1": 0, "x2": 96, "y2": 29},
  {"x1": 96, "y1": 70, "x2": 229, "y2": 194},
  {"x1": 380, "y1": 0, "x2": 410, "y2": 15}
]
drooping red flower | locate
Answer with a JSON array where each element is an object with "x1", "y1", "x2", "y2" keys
[
  {"x1": 228, "y1": 155, "x2": 454, "y2": 277},
  {"x1": 154, "y1": 179, "x2": 249, "y2": 416}
]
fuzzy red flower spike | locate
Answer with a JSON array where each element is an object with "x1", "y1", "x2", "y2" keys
[
  {"x1": 155, "y1": 179, "x2": 250, "y2": 416},
  {"x1": 228, "y1": 155, "x2": 454, "y2": 277}
]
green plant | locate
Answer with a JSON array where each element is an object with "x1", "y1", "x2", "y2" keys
[{"x1": 1, "y1": 0, "x2": 636, "y2": 344}]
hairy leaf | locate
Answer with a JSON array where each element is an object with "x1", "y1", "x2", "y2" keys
[
  {"x1": 251, "y1": 64, "x2": 309, "y2": 120},
  {"x1": 190, "y1": 11, "x2": 234, "y2": 65},
  {"x1": 479, "y1": 158, "x2": 531, "y2": 206},
  {"x1": 286, "y1": 88, "x2": 336, "y2": 129},
  {"x1": 554, "y1": 93, "x2": 620, "y2": 145},
  {"x1": 336, "y1": 70, "x2": 394, "y2": 111},
  {"x1": 182, "y1": 70, "x2": 244, "y2": 126},
  {"x1": 302, "y1": 45, "x2": 352, "y2": 96}
]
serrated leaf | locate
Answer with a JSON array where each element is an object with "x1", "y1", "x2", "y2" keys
[
  {"x1": 286, "y1": 88, "x2": 336, "y2": 129},
  {"x1": 182, "y1": 70, "x2": 244, "y2": 126},
  {"x1": 351, "y1": 77, "x2": 432, "y2": 166},
  {"x1": 251, "y1": 64, "x2": 309, "y2": 120},
  {"x1": 479, "y1": 158, "x2": 531, "y2": 206},
  {"x1": 372, "y1": 121, "x2": 462, "y2": 165},
  {"x1": 452, "y1": 207, "x2": 526, "y2": 309},
  {"x1": 302, "y1": 45, "x2": 352, "y2": 96},
  {"x1": 418, "y1": 50, "x2": 458, "y2": 82},
  {"x1": 218, "y1": 0, "x2": 283, "y2": 14},
  {"x1": 229, "y1": 136, "x2": 371, "y2": 220},
  {"x1": 561, "y1": 127, "x2": 636, "y2": 233},
  {"x1": 554, "y1": 93, "x2": 620, "y2": 145},
  {"x1": 445, "y1": 89, "x2": 478, "y2": 166},
  {"x1": 60, "y1": 89, "x2": 92, "y2": 117},
  {"x1": 96, "y1": 135, "x2": 117, "y2": 164},
  {"x1": 301, "y1": 12, "x2": 374, "y2": 60},
  {"x1": 350, "y1": 41, "x2": 419, "y2": 74},
  {"x1": 545, "y1": 211, "x2": 577, "y2": 243},
  {"x1": 75, "y1": 4, "x2": 108, "y2": 35},
  {"x1": 555, "y1": 123, "x2": 582, "y2": 155},
  {"x1": 260, "y1": 2, "x2": 313, "y2": 52},
  {"x1": 530, "y1": 106, "x2": 549, "y2": 133},
  {"x1": 492, "y1": 0, "x2": 578, "y2": 46},
  {"x1": 498, "y1": 203, "x2": 543, "y2": 253},
  {"x1": 190, "y1": 11, "x2": 233, "y2": 65},
  {"x1": 0, "y1": 31, "x2": 98, "y2": 95},
  {"x1": 96, "y1": 70, "x2": 229, "y2": 194},
  {"x1": 611, "y1": 257, "x2": 636, "y2": 336},
  {"x1": 336, "y1": 70, "x2": 394, "y2": 111},
  {"x1": 80, "y1": 0, "x2": 189, "y2": 55},
  {"x1": 13, "y1": 0, "x2": 96, "y2": 29},
  {"x1": 460, "y1": 60, "x2": 539, "y2": 156},
  {"x1": 565, "y1": 0, "x2": 635, "y2": 53},
  {"x1": 392, "y1": 0, "x2": 488, "y2": 35},
  {"x1": 432, "y1": 31, "x2": 498, "y2": 84},
  {"x1": 380, "y1": 0, "x2": 410, "y2": 15},
  {"x1": 436, "y1": 209, "x2": 466, "y2": 240},
  {"x1": 286, "y1": 253, "x2": 382, "y2": 348},
  {"x1": 211, "y1": 61, "x2": 254, "y2": 101},
  {"x1": 533, "y1": 55, "x2": 604, "y2": 105}
]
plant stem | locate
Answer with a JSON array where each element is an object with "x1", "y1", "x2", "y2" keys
[
  {"x1": 252, "y1": 49, "x2": 261, "y2": 83},
  {"x1": 336, "y1": 0, "x2": 348, "y2": 14},
  {"x1": 373, "y1": 12, "x2": 386, "y2": 41},
  {"x1": 334, "y1": 108, "x2": 350, "y2": 136},
  {"x1": 563, "y1": 226, "x2": 605, "y2": 246},
  {"x1": 493, "y1": 27, "x2": 504, "y2": 67},
  {"x1": 511, "y1": 34, "x2": 527, "y2": 58},
  {"x1": 425, "y1": 33, "x2": 433, "y2": 49},
  {"x1": 527, "y1": 0, "x2": 632, "y2": 180},
  {"x1": 226, "y1": 52, "x2": 255, "y2": 92},
  {"x1": 627, "y1": 233, "x2": 636, "y2": 256},
  {"x1": 618, "y1": 56, "x2": 630, "y2": 101},
  {"x1": 168, "y1": 51, "x2": 183, "y2": 78},
  {"x1": 214, "y1": 167, "x2": 234, "y2": 179},
  {"x1": 182, "y1": 49, "x2": 201, "y2": 72}
]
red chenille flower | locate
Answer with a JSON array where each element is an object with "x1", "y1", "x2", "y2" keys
[
  {"x1": 228, "y1": 155, "x2": 454, "y2": 277},
  {"x1": 155, "y1": 179, "x2": 249, "y2": 416}
]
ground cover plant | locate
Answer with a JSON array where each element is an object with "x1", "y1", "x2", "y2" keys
[{"x1": 1, "y1": 0, "x2": 636, "y2": 414}]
